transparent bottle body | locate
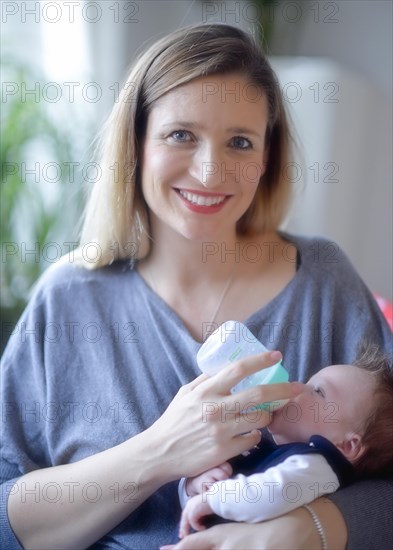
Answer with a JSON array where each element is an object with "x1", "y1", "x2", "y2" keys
[{"x1": 197, "y1": 321, "x2": 289, "y2": 408}]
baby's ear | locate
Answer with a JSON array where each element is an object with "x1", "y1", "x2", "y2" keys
[{"x1": 336, "y1": 433, "x2": 365, "y2": 462}]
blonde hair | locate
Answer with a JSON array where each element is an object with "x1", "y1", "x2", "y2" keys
[{"x1": 76, "y1": 23, "x2": 294, "y2": 268}]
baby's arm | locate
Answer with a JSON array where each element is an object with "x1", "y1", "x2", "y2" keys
[
  {"x1": 186, "y1": 462, "x2": 233, "y2": 497},
  {"x1": 178, "y1": 462, "x2": 232, "y2": 508},
  {"x1": 204, "y1": 454, "x2": 339, "y2": 523}
]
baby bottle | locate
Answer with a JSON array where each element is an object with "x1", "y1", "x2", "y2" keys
[{"x1": 197, "y1": 320, "x2": 288, "y2": 409}]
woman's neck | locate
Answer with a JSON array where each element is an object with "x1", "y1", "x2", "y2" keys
[
  {"x1": 137, "y1": 220, "x2": 295, "y2": 342},
  {"x1": 141, "y1": 219, "x2": 240, "y2": 287}
]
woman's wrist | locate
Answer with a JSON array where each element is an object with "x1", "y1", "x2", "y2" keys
[
  {"x1": 303, "y1": 504, "x2": 327, "y2": 550},
  {"x1": 8, "y1": 430, "x2": 170, "y2": 550},
  {"x1": 303, "y1": 498, "x2": 348, "y2": 550},
  {"x1": 270, "y1": 499, "x2": 347, "y2": 550},
  {"x1": 284, "y1": 507, "x2": 322, "y2": 550},
  {"x1": 125, "y1": 426, "x2": 176, "y2": 489}
]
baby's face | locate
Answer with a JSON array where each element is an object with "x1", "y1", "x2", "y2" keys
[{"x1": 268, "y1": 364, "x2": 376, "y2": 446}]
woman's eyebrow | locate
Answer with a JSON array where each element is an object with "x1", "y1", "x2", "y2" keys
[
  {"x1": 161, "y1": 122, "x2": 262, "y2": 138},
  {"x1": 161, "y1": 121, "x2": 200, "y2": 130},
  {"x1": 226, "y1": 126, "x2": 263, "y2": 138}
]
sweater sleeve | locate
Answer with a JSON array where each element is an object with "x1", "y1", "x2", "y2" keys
[
  {"x1": 178, "y1": 477, "x2": 191, "y2": 509},
  {"x1": 0, "y1": 474, "x2": 23, "y2": 549},
  {"x1": 206, "y1": 454, "x2": 339, "y2": 523},
  {"x1": 0, "y1": 458, "x2": 25, "y2": 548},
  {"x1": 1, "y1": 283, "x2": 50, "y2": 548}
]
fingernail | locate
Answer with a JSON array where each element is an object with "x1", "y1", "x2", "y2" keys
[{"x1": 270, "y1": 351, "x2": 282, "y2": 360}]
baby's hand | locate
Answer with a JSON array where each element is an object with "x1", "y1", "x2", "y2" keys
[
  {"x1": 185, "y1": 462, "x2": 232, "y2": 497},
  {"x1": 179, "y1": 494, "x2": 214, "y2": 539}
]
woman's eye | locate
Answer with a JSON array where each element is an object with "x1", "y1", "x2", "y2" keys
[
  {"x1": 169, "y1": 130, "x2": 191, "y2": 142},
  {"x1": 231, "y1": 136, "x2": 252, "y2": 150}
]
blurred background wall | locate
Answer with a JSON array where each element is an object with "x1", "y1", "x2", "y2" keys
[{"x1": 1, "y1": 0, "x2": 392, "y2": 348}]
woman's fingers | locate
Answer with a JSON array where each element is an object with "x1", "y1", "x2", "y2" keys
[
  {"x1": 210, "y1": 351, "x2": 282, "y2": 393},
  {"x1": 170, "y1": 527, "x2": 219, "y2": 549},
  {"x1": 201, "y1": 400, "x2": 271, "y2": 435},
  {"x1": 151, "y1": 355, "x2": 304, "y2": 480},
  {"x1": 180, "y1": 352, "x2": 283, "y2": 398},
  {"x1": 200, "y1": 382, "x2": 303, "y2": 434},
  {"x1": 181, "y1": 353, "x2": 305, "y2": 414},
  {"x1": 173, "y1": 521, "x2": 279, "y2": 549},
  {"x1": 233, "y1": 381, "x2": 304, "y2": 412},
  {"x1": 177, "y1": 373, "x2": 209, "y2": 396}
]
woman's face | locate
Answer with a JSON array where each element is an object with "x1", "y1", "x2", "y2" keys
[{"x1": 140, "y1": 73, "x2": 269, "y2": 242}]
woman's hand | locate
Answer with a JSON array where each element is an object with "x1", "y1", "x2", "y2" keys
[
  {"x1": 7, "y1": 351, "x2": 302, "y2": 550},
  {"x1": 165, "y1": 519, "x2": 312, "y2": 550},
  {"x1": 148, "y1": 351, "x2": 304, "y2": 482},
  {"x1": 161, "y1": 498, "x2": 347, "y2": 550}
]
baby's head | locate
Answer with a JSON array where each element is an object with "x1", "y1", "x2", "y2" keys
[{"x1": 268, "y1": 346, "x2": 393, "y2": 478}]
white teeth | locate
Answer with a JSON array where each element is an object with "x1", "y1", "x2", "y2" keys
[{"x1": 178, "y1": 190, "x2": 226, "y2": 206}]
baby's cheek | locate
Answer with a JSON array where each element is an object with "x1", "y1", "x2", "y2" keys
[{"x1": 269, "y1": 409, "x2": 286, "y2": 430}]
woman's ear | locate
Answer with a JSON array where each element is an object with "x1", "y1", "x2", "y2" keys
[{"x1": 336, "y1": 433, "x2": 366, "y2": 463}]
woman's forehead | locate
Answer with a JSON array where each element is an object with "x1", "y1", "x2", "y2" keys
[
  {"x1": 149, "y1": 75, "x2": 268, "y2": 129},
  {"x1": 153, "y1": 73, "x2": 266, "y2": 107}
]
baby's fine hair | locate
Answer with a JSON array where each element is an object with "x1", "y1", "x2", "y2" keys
[{"x1": 352, "y1": 344, "x2": 393, "y2": 478}]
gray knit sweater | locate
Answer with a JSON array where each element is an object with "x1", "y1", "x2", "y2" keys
[{"x1": 1, "y1": 233, "x2": 392, "y2": 549}]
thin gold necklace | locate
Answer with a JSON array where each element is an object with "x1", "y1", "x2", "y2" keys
[
  {"x1": 208, "y1": 265, "x2": 236, "y2": 326},
  {"x1": 145, "y1": 262, "x2": 236, "y2": 328}
]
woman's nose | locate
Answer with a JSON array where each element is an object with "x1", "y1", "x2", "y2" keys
[{"x1": 190, "y1": 146, "x2": 234, "y2": 189}]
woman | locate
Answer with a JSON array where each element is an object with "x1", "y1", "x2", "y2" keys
[{"x1": 1, "y1": 24, "x2": 391, "y2": 549}]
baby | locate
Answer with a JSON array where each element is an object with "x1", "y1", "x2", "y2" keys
[{"x1": 178, "y1": 346, "x2": 393, "y2": 537}]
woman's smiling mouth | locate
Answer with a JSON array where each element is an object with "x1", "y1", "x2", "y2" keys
[
  {"x1": 175, "y1": 189, "x2": 232, "y2": 214},
  {"x1": 177, "y1": 189, "x2": 227, "y2": 206}
]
